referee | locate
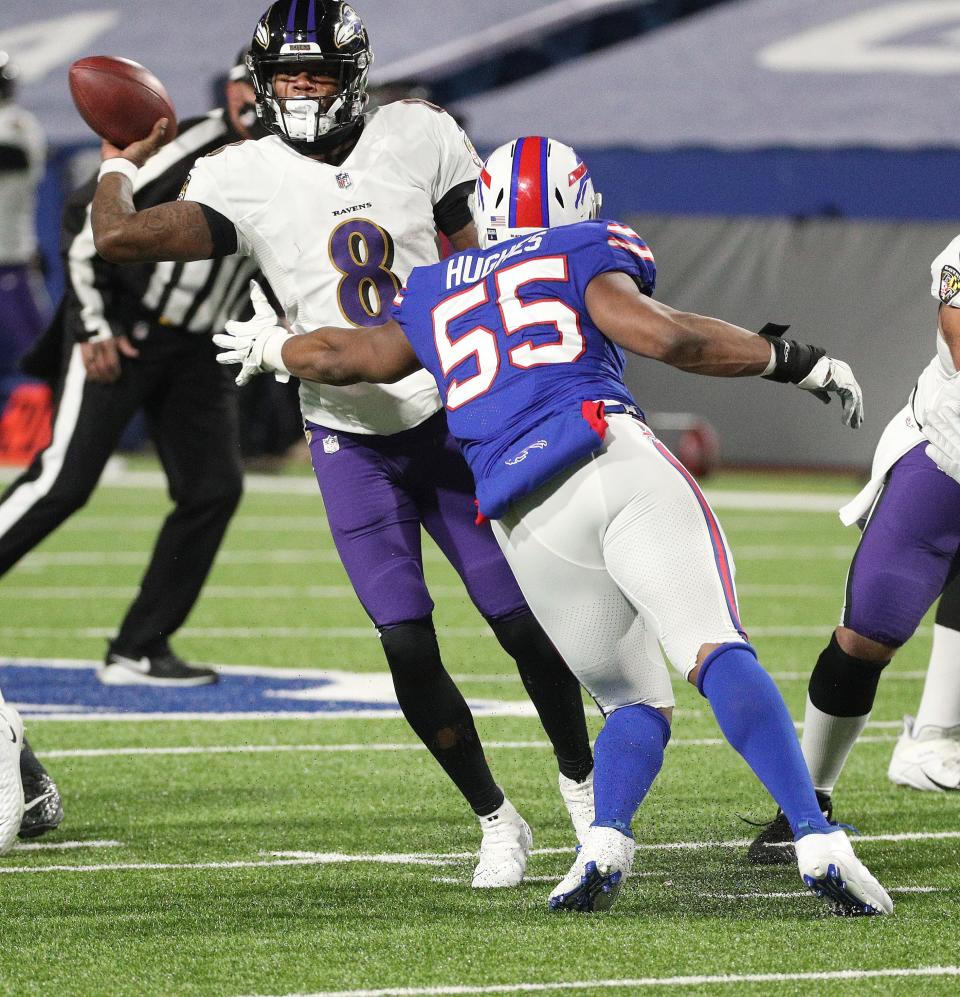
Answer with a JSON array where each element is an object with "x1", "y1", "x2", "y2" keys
[{"x1": 0, "y1": 52, "x2": 264, "y2": 698}]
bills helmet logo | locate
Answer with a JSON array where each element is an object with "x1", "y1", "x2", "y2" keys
[
  {"x1": 940, "y1": 265, "x2": 960, "y2": 305},
  {"x1": 336, "y1": 172, "x2": 353, "y2": 190},
  {"x1": 335, "y1": 5, "x2": 364, "y2": 48}
]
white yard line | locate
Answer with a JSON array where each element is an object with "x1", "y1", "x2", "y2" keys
[
  {"x1": 10, "y1": 546, "x2": 853, "y2": 572},
  {"x1": 0, "y1": 584, "x2": 467, "y2": 601},
  {"x1": 236, "y1": 966, "x2": 960, "y2": 997},
  {"x1": 0, "y1": 464, "x2": 853, "y2": 513},
  {"x1": 2, "y1": 830, "x2": 957, "y2": 876},
  {"x1": 11, "y1": 839, "x2": 121, "y2": 852},
  {"x1": 0, "y1": 583, "x2": 837, "y2": 601},
  {"x1": 38, "y1": 734, "x2": 899, "y2": 760},
  {"x1": 0, "y1": 625, "x2": 927, "y2": 640}
]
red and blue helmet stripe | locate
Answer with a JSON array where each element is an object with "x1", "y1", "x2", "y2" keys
[{"x1": 508, "y1": 137, "x2": 550, "y2": 230}]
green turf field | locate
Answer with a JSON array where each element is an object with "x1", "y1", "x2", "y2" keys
[{"x1": 0, "y1": 463, "x2": 957, "y2": 997}]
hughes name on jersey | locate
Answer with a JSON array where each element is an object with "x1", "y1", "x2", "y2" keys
[
  {"x1": 182, "y1": 100, "x2": 480, "y2": 435},
  {"x1": 391, "y1": 220, "x2": 657, "y2": 518}
]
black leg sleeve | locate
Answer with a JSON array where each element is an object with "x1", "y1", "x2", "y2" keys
[
  {"x1": 487, "y1": 611, "x2": 594, "y2": 783},
  {"x1": 808, "y1": 632, "x2": 890, "y2": 718},
  {"x1": 380, "y1": 618, "x2": 504, "y2": 817}
]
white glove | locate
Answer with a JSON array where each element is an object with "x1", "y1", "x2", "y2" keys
[
  {"x1": 213, "y1": 281, "x2": 293, "y2": 387},
  {"x1": 924, "y1": 397, "x2": 960, "y2": 484},
  {"x1": 796, "y1": 356, "x2": 864, "y2": 429}
]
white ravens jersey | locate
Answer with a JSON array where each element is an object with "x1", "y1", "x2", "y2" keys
[
  {"x1": 0, "y1": 102, "x2": 46, "y2": 265},
  {"x1": 840, "y1": 234, "x2": 960, "y2": 526},
  {"x1": 912, "y1": 235, "x2": 960, "y2": 426},
  {"x1": 183, "y1": 100, "x2": 481, "y2": 435}
]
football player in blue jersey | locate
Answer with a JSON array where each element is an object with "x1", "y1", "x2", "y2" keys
[{"x1": 215, "y1": 137, "x2": 892, "y2": 917}]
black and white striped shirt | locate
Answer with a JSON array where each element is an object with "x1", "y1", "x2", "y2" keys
[{"x1": 64, "y1": 109, "x2": 258, "y2": 341}]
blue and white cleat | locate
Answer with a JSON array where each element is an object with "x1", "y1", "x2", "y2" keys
[
  {"x1": 548, "y1": 825, "x2": 634, "y2": 913},
  {"x1": 795, "y1": 829, "x2": 893, "y2": 916},
  {"x1": 0, "y1": 703, "x2": 25, "y2": 855}
]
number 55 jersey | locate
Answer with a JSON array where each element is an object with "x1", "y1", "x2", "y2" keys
[
  {"x1": 390, "y1": 220, "x2": 657, "y2": 518},
  {"x1": 182, "y1": 99, "x2": 480, "y2": 435}
]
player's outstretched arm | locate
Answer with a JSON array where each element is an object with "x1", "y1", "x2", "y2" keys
[
  {"x1": 92, "y1": 119, "x2": 216, "y2": 264},
  {"x1": 214, "y1": 284, "x2": 421, "y2": 387},
  {"x1": 282, "y1": 321, "x2": 421, "y2": 386},
  {"x1": 585, "y1": 271, "x2": 864, "y2": 427}
]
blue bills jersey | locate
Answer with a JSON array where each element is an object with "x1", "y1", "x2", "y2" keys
[{"x1": 390, "y1": 220, "x2": 657, "y2": 518}]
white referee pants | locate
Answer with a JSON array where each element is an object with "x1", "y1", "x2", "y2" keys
[{"x1": 491, "y1": 415, "x2": 746, "y2": 713}]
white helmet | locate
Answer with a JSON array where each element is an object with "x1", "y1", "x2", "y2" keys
[{"x1": 472, "y1": 136, "x2": 602, "y2": 249}]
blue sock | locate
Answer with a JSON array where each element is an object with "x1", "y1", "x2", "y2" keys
[
  {"x1": 699, "y1": 643, "x2": 831, "y2": 839},
  {"x1": 592, "y1": 703, "x2": 671, "y2": 838}
]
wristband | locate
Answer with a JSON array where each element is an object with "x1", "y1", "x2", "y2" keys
[
  {"x1": 759, "y1": 333, "x2": 826, "y2": 385},
  {"x1": 98, "y1": 159, "x2": 139, "y2": 184},
  {"x1": 261, "y1": 328, "x2": 293, "y2": 376}
]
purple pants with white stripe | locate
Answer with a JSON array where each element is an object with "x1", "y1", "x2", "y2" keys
[
  {"x1": 307, "y1": 410, "x2": 529, "y2": 628},
  {"x1": 843, "y1": 442, "x2": 960, "y2": 647}
]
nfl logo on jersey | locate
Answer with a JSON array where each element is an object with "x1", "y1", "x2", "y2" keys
[{"x1": 336, "y1": 172, "x2": 353, "y2": 190}]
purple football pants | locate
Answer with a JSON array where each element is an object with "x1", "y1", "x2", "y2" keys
[
  {"x1": 307, "y1": 410, "x2": 529, "y2": 628},
  {"x1": 844, "y1": 442, "x2": 960, "y2": 647}
]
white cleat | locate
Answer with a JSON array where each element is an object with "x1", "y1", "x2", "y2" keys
[
  {"x1": 888, "y1": 716, "x2": 960, "y2": 791},
  {"x1": 0, "y1": 703, "x2": 25, "y2": 855},
  {"x1": 795, "y1": 829, "x2": 893, "y2": 917},
  {"x1": 471, "y1": 798, "x2": 532, "y2": 889},
  {"x1": 558, "y1": 770, "x2": 595, "y2": 844},
  {"x1": 548, "y1": 825, "x2": 635, "y2": 913}
]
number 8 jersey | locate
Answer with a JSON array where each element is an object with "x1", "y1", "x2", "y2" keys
[
  {"x1": 182, "y1": 100, "x2": 480, "y2": 435},
  {"x1": 390, "y1": 220, "x2": 657, "y2": 518}
]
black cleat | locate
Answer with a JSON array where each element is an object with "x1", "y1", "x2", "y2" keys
[
  {"x1": 19, "y1": 742, "x2": 64, "y2": 840},
  {"x1": 747, "y1": 791, "x2": 832, "y2": 866},
  {"x1": 99, "y1": 648, "x2": 218, "y2": 686}
]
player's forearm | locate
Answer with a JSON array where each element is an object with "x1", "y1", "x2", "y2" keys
[
  {"x1": 92, "y1": 175, "x2": 214, "y2": 264},
  {"x1": 280, "y1": 330, "x2": 362, "y2": 385},
  {"x1": 659, "y1": 311, "x2": 772, "y2": 377}
]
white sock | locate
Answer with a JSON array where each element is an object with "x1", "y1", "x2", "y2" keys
[
  {"x1": 913, "y1": 624, "x2": 960, "y2": 735},
  {"x1": 478, "y1": 796, "x2": 519, "y2": 829},
  {"x1": 800, "y1": 696, "x2": 870, "y2": 794}
]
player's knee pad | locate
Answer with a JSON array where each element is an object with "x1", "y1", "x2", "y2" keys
[
  {"x1": 808, "y1": 632, "x2": 890, "y2": 717},
  {"x1": 378, "y1": 617, "x2": 444, "y2": 684}
]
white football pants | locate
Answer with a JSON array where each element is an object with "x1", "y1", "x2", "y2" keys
[{"x1": 491, "y1": 415, "x2": 746, "y2": 713}]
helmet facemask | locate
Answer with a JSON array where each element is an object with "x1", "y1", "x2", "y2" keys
[
  {"x1": 247, "y1": 2, "x2": 373, "y2": 155},
  {"x1": 248, "y1": 52, "x2": 370, "y2": 152}
]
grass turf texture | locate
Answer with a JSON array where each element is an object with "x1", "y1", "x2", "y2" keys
[{"x1": 0, "y1": 464, "x2": 958, "y2": 997}]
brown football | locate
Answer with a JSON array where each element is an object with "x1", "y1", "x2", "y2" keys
[{"x1": 68, "y1": 56, "x2": 178, "y2": 148}]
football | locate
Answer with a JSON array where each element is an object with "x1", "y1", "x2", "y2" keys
[{"x1": 68, "y1": 55, "x2": 178, "y2": 149}]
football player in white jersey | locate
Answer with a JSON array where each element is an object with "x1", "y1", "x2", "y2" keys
[
  {"x1": 748, "y1": 236, "x2": 960, "y2": 863},
  {"x1": 90, "y1": 0, "x2": 596, "y2": 888}
]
